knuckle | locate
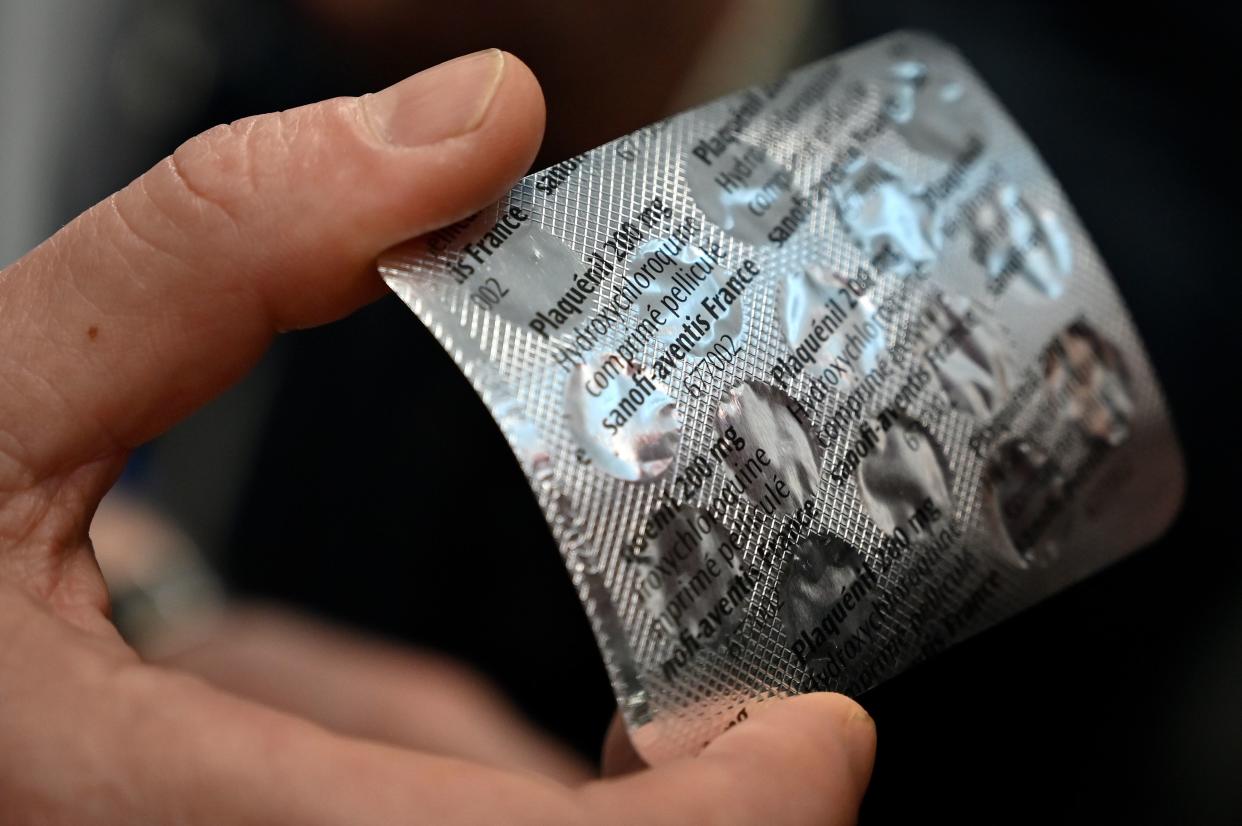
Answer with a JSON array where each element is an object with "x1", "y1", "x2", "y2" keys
[
  {"x1": 164, "y1": 116, "x2": 266, "y2": 222},
  {"x1": 156, "y1": 99, "x2": 358, "y2": 228}
]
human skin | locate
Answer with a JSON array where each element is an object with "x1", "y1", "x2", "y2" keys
[{"x1": 0, "y1": 49, "x2": 875, "y2": 824}]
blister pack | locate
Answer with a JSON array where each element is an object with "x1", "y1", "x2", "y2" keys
[{"x1": 380, "y1": 31, "x2": 1184, "y2": 762}]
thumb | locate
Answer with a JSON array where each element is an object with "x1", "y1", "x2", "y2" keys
[{"x1": 0, "y1": 48, "x2": 543, "y2": 489}]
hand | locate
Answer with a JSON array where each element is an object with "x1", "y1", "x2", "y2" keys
[{"x1": 0, "y1": 49, "x2": 875, "y2": 824}]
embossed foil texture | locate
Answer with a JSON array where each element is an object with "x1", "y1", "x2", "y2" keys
[{"x1": 380, "y1": 32, "x2": 1184, "y2": 762}]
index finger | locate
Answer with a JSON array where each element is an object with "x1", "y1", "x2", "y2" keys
[{"x1": 587, "y1": 694, "x2": 877, "y2": 826}]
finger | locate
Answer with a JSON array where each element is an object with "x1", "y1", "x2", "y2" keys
[
  {"x1": 600, "y1": 712, "x2": 647, "y2": 777},
  {"x1": 154, "y1": 605, "x2": 590, "y2": 783},
  {"x1": 0, "y1": 48, "x2": 544, "y2": 486},
  {"x1": 0, "y1": 589, "x2": 573, "y2": 824},
  {"x1": 7, "y1": 580, "x2": 873, "y2": 825},
  {"x1": 583, "y1": 694, "x2": 876, "y2": 826},
  {"x1": 132, "y1": 669, "x2": 582, "y2": 826}
]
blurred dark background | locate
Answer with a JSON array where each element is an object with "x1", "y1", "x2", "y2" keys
[{"x1": 2, "y1": 1, "x2": 1238, "y2": 823}]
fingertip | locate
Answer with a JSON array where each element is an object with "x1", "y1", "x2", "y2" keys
[
  {"x1": 710, "y1": 693, "x2": 876, "y2": 800},
  {"x1": 476, "y1": 49, "x2": 546, "y2": 177},
  {"x1": 581, "y1": 695, "x2": 876, "y2": 826},
  {"x1": 776, "y1": 693, "x2": 877, "y2": 787},
  {"x1": 815, "y1": 693, "x2": 877, "y2": 793},
  {"x1": 366, "y1": 48, "x2": 546, "y2": 243},
  {"x1": 713, "y1": 692, "x2": 871, "y2": 739},
  {"x1": 495, "y1": 51, "x2": 547, "y2": 130},
  {"x1": 243, "y1": 47, "x2": 549, "y2": 326}
]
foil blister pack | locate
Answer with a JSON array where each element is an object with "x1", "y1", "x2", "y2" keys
[{"x1": 380, "y1": 32, "x2": 1184, "y2": 762}]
